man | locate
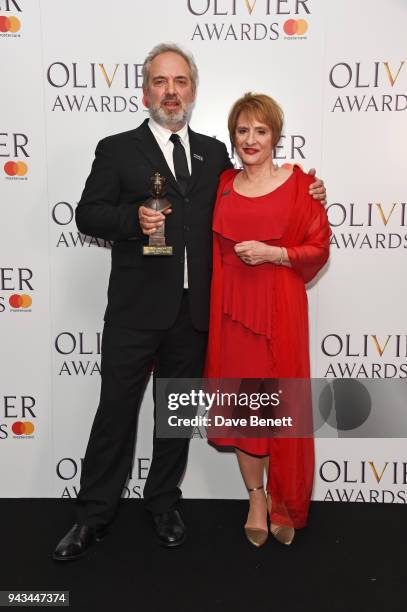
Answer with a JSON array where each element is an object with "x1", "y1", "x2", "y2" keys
[{"x1": 54, "y1": 43, "x2": 325, "y2": 561}]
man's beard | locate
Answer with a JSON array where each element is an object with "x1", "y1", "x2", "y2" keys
[{"x1": 149, "y1": 95, "x2": 194, "y2": 130}]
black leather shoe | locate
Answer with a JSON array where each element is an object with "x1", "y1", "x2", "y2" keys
[
  {"x1": 152, "y1": 510, "x2": 186, "y2": 548},
  {"x1": 53, "y1": 523, "x2": 106, "y2": 562}
]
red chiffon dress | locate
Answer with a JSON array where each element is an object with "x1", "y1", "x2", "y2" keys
[{"x1": 205, "y1": 166, "x2": 330, "y2": 529}]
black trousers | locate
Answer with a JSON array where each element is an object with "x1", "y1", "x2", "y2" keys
[{"x1": 76, "y1": 292, "x2": 208, "y2": 528}]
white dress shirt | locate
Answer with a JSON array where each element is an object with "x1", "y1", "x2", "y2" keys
[{"x1": 148, "y1": 118, "x2": 191, "y2": 288}]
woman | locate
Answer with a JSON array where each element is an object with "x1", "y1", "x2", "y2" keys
[{"x1": 206, "y1": 93, "x2": 330, "y2": 547}]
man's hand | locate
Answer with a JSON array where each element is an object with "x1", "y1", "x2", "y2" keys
[
  {"x1": 307, "y1": 167, "x2": 326, "y2": 206},
  {"x1": 138, "y1": 205, "x2": 172, "y2": 236}
]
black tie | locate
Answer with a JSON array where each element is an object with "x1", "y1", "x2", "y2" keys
[{"x1": 170, "y1": 133, "x2": 190, "y2": 194}]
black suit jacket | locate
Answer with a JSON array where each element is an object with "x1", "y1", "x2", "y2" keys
[{"x1": 76, "y1": 119, "x2": 232, "y2": 331}]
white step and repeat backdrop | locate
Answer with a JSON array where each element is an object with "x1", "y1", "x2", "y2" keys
[{"x1": 1, "y1": 0, "x2": 406, "y2": 503}]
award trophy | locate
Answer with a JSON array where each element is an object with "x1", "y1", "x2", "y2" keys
[{"x1": 142, "y1": 172, "x2": 173, "y2": 256}]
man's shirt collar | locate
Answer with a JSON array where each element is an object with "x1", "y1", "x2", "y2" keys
[{"x1": 148, "y1": 117, "x2": 189, "y2": 147}]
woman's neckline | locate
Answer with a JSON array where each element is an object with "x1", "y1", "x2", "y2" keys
[{"x1": 232, "y1": 166, "x2": 296, "y2": 199}]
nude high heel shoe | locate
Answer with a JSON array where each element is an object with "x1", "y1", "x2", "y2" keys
[
  {"x1": 267, "y1": 493, "x2": 295, "y2": 546},
  {"x1": 270, "y1": 523, "x2": 295, "y2": 546},
  {"x1": 244, "y1": 486, "x2": 269, "y2": 548}
]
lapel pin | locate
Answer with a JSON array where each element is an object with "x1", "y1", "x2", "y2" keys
[{"x1": 193, "y1": 153, "x2": 204, "y2": 161}]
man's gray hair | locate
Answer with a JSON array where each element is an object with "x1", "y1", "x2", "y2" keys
[{"x1": 142, "y1": 42, "x2": 199, "y2": 90}]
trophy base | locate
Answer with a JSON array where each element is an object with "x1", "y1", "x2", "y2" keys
[{"x1": 143, "y1": 246, "x2": 173, "y2": 256}]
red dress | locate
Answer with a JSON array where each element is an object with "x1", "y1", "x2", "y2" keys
[{"x1": 205, "y1": 166, "x2": 331, "y2": 529}]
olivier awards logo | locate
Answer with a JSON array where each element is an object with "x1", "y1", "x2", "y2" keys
[
  {"x1": 320, "y1": 333, "x2": 407, "y2": 378},
  {"x1": 328, "y1": 60, "x2": 407, "y2": 113},
  {"x1": 0, "y1": 0, "x2": 22, "y2": 38},
  {"x1": 274, "y1": 132, "x2": 306, "y2": 162},
  {"x1": 56, "y1": 456, "x2": 150, "y2": 498},
  {"x1": 0, "y1": 395, "x2": 37, "y2": 440},
  {"x1": 187, "y1": 0, "x2": 311, "y2": 41},
  {"x1": 46, "y1": 62, "x2": 144, "y2": 113},
  {"x1": 327, "y1": 201, "x2": 407, "y2": 250},
  {"x1": 0, "y1": 267, "x2": 33, "y2": 314},
  {"x1": 319, "y1": 459, "x2": 407, "y2": 504},
  {"x1": 51, "y1": 201, "x2": 113, "y2": 249},
  {"x1": 1, "y1": 132, "x2": 29, "y2": 180},
  {"x1": 227, "y1": 133, "x2": 307, "y2": 166},
  {"x1": 54, "y1": 331, "x2": 102, "y2": 376}
]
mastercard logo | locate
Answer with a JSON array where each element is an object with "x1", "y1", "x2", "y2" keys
[
  {"x1": 0, "y1": 15, "x2": 21, "y2": 33},
  {"x1": 12, "y1": 421, "x2": 35, "y2": 435},
  {"x1": 283, "y1": 19, "x2": 308, "y2": 36},
  {"x1": 4, "y1": 161, "x2": 28, "y2": 176},
  {"x1": 9, "y1": 294, "x2": 32, "y2": 309}
]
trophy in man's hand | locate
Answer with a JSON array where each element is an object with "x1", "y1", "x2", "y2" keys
[{"x1": 142, "y1": 172, "x2": 173, "y2": 256}]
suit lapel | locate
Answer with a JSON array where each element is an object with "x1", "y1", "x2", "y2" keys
[
  {"x1": 131, "y1": 119, "x2": 180, "y2": 195},
  {"x1": 187, "y1": 128, "x2": 206, "y2": 194},
  {"x1": 131, "y1": 120, "x2": 208, "y2": 196}
]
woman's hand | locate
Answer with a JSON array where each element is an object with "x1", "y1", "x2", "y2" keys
[{"x1": 234, "y1": 241, "x2": 280, "y2": 266}]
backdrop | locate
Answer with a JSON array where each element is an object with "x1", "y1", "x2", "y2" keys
[{"x1": 1, "y1": 0, "x2": 406, "y2": 504}]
